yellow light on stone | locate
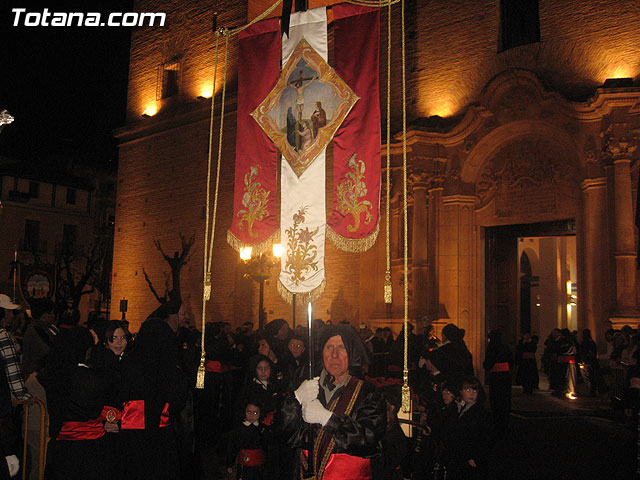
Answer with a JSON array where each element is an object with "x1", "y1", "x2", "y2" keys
[
  {"x1": 142, "y1": 104, "x2": 158, "y2": 117},
  {"x1": 200, "y1": 86, "x2": 213, "y2": 99},
  {"x1": 272, "y1": 243, "x2": 283, "y2": 259},
  {"x1": 240, "y1": 247, "x2": 252, "y2": 261}
]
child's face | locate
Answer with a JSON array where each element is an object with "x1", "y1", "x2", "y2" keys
[
  {"x1": 245, "y1": 404, "x2": 261, "y2": 423},
  {"x1": 256, "y1": 360, "x2": 271, "y2": 382},
  {"x1": 461, "y1": 384, "x2": 478, "y2": 404}
]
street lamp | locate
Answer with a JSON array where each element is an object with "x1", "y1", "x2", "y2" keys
[{"x1": 241, "y1": 243, "x2": 282, "y2": 330}]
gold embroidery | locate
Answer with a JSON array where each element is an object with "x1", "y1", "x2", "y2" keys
[
  {"x1": 285, "y1": 207, "x2": 319, "y2": 285},
  {"x1": 236, "y1": 166, "x2": 270, "y2": 238},
  {"x1": 336, "y1": 155, "x2": 373, "y2": 232}
]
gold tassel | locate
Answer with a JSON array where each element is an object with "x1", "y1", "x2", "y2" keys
[
  {"x1": 384, "y1": 269, "x2": 392, "y2": 304},
  {"x1": 203, "y1": 273, "x2": 212, "y2": 301},
  {"x1": 195, "y1": 354, "x2": 206, "y2": 389},
  {"x1": 401, "y1": 384, "x2": 411, "y2": 413}
]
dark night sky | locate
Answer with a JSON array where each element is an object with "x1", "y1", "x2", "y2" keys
[{"x1": 1, "y1": 0, "x2": 134, "y2": 169}]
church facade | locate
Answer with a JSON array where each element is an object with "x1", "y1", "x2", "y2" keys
[{"x1": 112, "y1": 0, "x2": 640, "y2": 362}]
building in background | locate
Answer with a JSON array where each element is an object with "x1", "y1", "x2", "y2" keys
[
  {"x1": 0, "y1": 155, "x2": 116, "y2": 321},
  {"x1": 112, "y1": 0, "x2": 640, "y2": 368}
]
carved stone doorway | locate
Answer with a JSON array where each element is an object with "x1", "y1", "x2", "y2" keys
[{"x1": 485, "y1": 220, "x2": 576, "y2": 349}]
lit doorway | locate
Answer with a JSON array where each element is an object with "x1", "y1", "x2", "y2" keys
[
  {"x1": 518, "y1": 236, "x2": 577, "y2": 339},
  {"x1": 485, "y1": 220, "x2": 577, "y2": 348}
]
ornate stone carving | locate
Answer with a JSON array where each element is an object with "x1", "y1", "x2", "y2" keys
[
  {"x1": 476, "y1": 137, "x2": 578, "y2": 208},
  {"x1": 601, "y1": 124, "x2": 638, "y2": 162},
  {"x1": 584, "y1": 150, "x2": 597, "y2": 164}
]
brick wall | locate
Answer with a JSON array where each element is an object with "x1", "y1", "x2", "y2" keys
[{"x1": 114, "y1": 0, "x2": 640, "y2": 331}]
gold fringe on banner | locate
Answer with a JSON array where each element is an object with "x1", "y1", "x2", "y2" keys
[
  {"x1": 226, "y1": 229, "x2": 281, "y2": 256},
  {"x1": 326, "y1": 222, "x2": 379, "y2": 253},
  {"x1": 277, "y1": 279, "x2": 326, "y2": 305}
]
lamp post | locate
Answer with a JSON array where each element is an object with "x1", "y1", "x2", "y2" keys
[{"x1": 241, "y1": 244, "x2": 282, "y2": 330}]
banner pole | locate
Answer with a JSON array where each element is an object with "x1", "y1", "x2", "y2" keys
[{"x1": 307, "y1": 294, "x2": 313, "y2": 379}]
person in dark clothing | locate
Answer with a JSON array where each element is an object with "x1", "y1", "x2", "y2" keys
[
  {"x1": 578, "y1": 328, "x2": 604, "y2": 396},
  {"x1": 515, "y1": 333, "x2": 538, "y2": 395},
  {"x1": 45, "y1": 326, "x2": 111, "y2": 480},
  {"x1": 440, "y1": 376, "x2": 492, "y2": 480},
  {"x1": 388, "y1": 324, "x2": 420, "y2": 378},
  {"x1": 284, "y1": 335, "x2": 308, "y2": 391},
  {"x1": 371, "y1": 384, "x2": 407, "y2": 480},
  {"x1": 118, "y1": 308, "x2": 189, "y2": 480},
  {"x1": 196, "y1": 321, "x2": 237, "y2": 442},
  {"x1": 276, "y1": 324, "x2": 386, "y2": 480},
  {"x1": 427, "y1": 324, "x2": 474, "y2": 383},
  {"x1": 226, "y1": 400, "x2": 269, "y2": 480},
  {"x1": 238, "y1": 355, "x2": 283, "y2": 426},
  {"x1": 482, "y1": 330, "x2": 513, "y2": 434}
]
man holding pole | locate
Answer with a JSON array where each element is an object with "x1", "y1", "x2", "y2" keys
[{"x1": 276, "y1": 324, "x2": 386, "y2": 480}]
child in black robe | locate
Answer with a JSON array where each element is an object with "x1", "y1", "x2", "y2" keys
[{"x1": 226, "y1": 400, "x2": 269, "y2": 480}]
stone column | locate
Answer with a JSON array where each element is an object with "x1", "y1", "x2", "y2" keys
[
  {"x1": 604, "y1": 127, "x2": 639, "y2": 317},
  {"x1": 581, "y1": 178, "x2": 607, "y2": 340},
  {"x1": 427, "y1": 183, "x2": 443, "y2": 323},
  {"x1": 410, "y1": 172, "x2": 429, "y2": 320}
]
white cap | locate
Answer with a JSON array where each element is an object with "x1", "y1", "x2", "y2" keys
[{"x1": 0, "y1": 294, "x2": 20, "y2": 310}]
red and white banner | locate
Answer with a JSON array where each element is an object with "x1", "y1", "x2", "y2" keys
[
  {"x1": 328, "y1": 4, "x2": 381, "y2": 252},
  {"x1": 227, "y1": 18, "x2": 281, "y2": 255}
]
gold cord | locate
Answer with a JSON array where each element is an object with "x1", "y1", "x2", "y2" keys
[
  {"x1": 196, "y1": 32, "x2": 228, "y2": 390},
  {"x1": 400, "y1": 0, "x2": 410, "y2": 413},
  {"x1": 383, "y1": 0, "x2": 392, "y2": 304}
]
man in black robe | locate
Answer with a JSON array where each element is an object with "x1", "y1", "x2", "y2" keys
[
  {"x1": 118, "y1": 303, "x2": 188, "y2": 480},
  {"x1": 276, "y1": 324, "x2": 386, "y2": 480}
]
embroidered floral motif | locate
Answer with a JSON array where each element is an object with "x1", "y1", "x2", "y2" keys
[
  {"x1": 336, "y1": 155, "x2": 373, "y2": 232},
  {"x1": 285, "y1": 207, "x2": 319, "y2": 285},
  {"x1": 236, "y1": 166, "x2": 270, "y2": 238}
]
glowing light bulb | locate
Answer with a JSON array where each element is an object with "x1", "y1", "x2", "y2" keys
[
  {"x1": 272, "y1": 243, "x2": 283, "y2": 259},
  {"x1": 240, "y1": 247, "x2": 252, "y2": 261}
]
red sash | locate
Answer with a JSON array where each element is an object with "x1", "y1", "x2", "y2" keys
[
  {"x1": 238, "y1": 449, "x2": 266, "y2": 467},
  {"x1": 57, "y1": 418, "x2": 105, "y2": 441},
  {"x1": 100, "y1": 405, "x2": 122, "y2": 423},
  {"x1": 490, "y1": 362, "x2": 510, "y2": 373},
  {"x1": 558, "y1": 356, "x2": 576, "y2": 364},
  {"x1": 121, "y1": 400, "x2": 171, "y2": 429},
  {"x1": 301, "y1": 451, "x2": 371, "y2": 480},
  {"x1": 205, "y1": 360, "x2": 230, "y2": 373},
  {"x1": 522, "y1": 352, "x2": 536, "y2": 360},
  {"x1": 263, "y1": 410, "x2": 275, "y2": 426}
]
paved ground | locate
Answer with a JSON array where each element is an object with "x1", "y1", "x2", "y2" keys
[{"x1": 489, "y1": 387, "x2": 636, "y2": 480}]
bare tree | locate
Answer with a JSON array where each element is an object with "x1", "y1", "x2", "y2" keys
[
  {"x1": 143, "y1": 233, "x2": 195, "y2": 307},
  {"x1": 55, "y1": 227, "x2": 112, "y2": 312}
]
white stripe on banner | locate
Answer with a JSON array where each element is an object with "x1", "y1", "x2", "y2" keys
[{"x1": 278, "y1": 7, "x2": 327, "y2": 302}]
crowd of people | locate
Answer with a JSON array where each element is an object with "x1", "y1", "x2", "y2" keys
[{"x1": 1, "y1": 290, "x2": 639, "y2": 480}]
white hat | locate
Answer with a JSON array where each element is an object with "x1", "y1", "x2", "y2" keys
[{"x1": 0, "y1": 294, "x2": 20, "y2": 310}]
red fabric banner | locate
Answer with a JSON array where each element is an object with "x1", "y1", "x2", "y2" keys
[
  {"x1": 328, "y1": 5, "x2": 381, "y2": 253},
  {"x1": 227, "y1": 18, "x2": 281, "y2": 255}
]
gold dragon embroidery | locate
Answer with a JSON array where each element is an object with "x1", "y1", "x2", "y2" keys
[
  {"x1": 336, "y1": 155, "x2": 373, "y2": 232},
  {"x1": 236, "y1": 166, "x2": 270, "y2": 238},
  {"x1": 284, "y1": 207, "x2": 319, "y2": 285}
]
